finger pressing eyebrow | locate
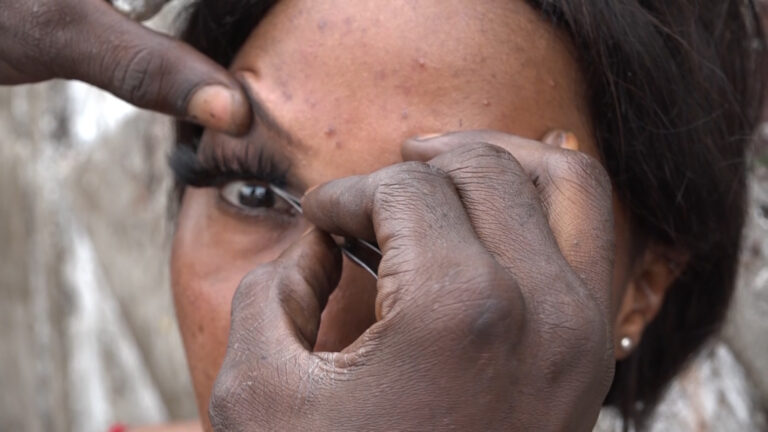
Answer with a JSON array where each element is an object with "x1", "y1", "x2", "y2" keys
[
  {"x1": 183, "y1": 81, "x2": 312, "y2": 189},
  {"x1": 237, "y1": 74, "x2": 309, "y2": 151}
]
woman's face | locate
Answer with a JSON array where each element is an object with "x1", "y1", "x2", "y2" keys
[{"x1": 171, "y1": 0, "x2": 636, "y2": 424}]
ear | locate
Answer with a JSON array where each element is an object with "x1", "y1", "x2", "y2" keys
[{"x1": 614, "y1": 244, "x2": 688, "y2": 359}]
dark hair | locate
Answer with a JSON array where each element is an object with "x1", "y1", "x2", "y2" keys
[{"x1": 176, "y1": 1, "x2": 766, "y2": 428}]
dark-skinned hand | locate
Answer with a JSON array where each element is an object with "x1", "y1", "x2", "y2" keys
[
  {"x1": 210, "y1": 131, "x2": 617, "y2": 431},
  {"x1": 0, "y1": 0, "x2": 250, "y2": 134}
]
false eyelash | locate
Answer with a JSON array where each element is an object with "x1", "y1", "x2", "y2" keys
[{"x1": 169, "y1": 139, "x2": 289, "y2": 188}]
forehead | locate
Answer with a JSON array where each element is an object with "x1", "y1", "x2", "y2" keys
[{"x1": 230, "y1": 0, "x2": 592, "y2": 184}]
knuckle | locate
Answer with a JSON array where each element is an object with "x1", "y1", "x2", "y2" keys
[
  {"x1": 547, "y1": 151, "x2": 612, "y2": 197},
  {"x1": 25, "y1": 1, "x2": 64, "y2": 31},
  {"x1": 108, "y1": 46, "x2": 166, "y2": 104},
  {"x1": 373, "y1": 161, "x2": 453, "y2": 204},
  {"x1": 235, "y1": 266, "x2": 270, "y2": 299},
  {"x1": 277, "y1": 271, "x2": 321, "y2": 321},
  {"x1": 210, "y1": 356, "x2": 320, "y2": 431},
  {"x1": 14, "y1": 1, "x2": 65, "y2": 61},
  {"x1": 447, "y1": 142, "x2": 518, "y2": 170},
  {"x1": 383, "y1": 160, "x2": 450, "y2": 184},
  {"x1": 467, "y1": 142, "x2": 517, "y2": 167},
  {"x1": 231, "y1": 263, "x2": 282, "y2": 312},
  {"x1": 208, "y1": 365, "x2": 248, "y2": 431},
  {"x1": 456, "y1": 141, "x2": 509, "y2": 159},
  {"x1": 445, "y1": 142, "x2": 528, "y2": 187},
  {"x1": 438, "y1": 260, "x2": 525, "y2": 346},
  {"x1": 533, "y1": 288, "x2": 613, "y2": 380},
  {"x1": 465, "y1": 279, "x2": 524, "y2": 343}
]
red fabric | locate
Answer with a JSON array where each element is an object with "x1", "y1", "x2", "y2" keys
[{"x1": 108, "y1": 424, "x2": 127, "y2": 432}]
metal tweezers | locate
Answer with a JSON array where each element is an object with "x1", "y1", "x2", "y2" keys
[{"x1": 269, "y1": 184, "x2": 382, "y2": 280}]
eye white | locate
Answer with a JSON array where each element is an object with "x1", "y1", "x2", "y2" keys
[{"x1": 220, "y1": 180, "x2": 274, "y2": 209}]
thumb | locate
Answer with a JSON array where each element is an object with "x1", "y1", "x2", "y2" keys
[
  {"x1": 59, "y1": 1, "x2": 251, "y2": 134},
  {"x1": 209, "y1": 229, "x2": 342, "y2": 431},
  {"x1": 225, "y1": 228, "x2": 342, "y2": 360}
]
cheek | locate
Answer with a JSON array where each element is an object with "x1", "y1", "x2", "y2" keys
[{"x1": 170, "y1": 188, "x2": 305, "y2": 420}]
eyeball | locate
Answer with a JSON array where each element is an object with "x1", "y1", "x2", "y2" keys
[{"x1": 219, "y1": 181, "x2": 295, "y2": 215}]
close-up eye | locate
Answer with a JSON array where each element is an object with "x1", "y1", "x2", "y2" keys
[{"x1": 218, "y1": 180, "x2": 296, "y2": 216}]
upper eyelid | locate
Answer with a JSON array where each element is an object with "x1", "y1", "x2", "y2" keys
[{"x1": 169, "y1": 144, "x2": 291, "y2": 188}]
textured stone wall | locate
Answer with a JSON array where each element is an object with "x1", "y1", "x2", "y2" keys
[{"x1": 0, "y1": 2, "x2": 766, "y2": 431}]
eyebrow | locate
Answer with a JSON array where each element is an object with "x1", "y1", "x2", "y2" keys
[
  {"x1": 180, "y1": 78, "x2": 311, "y2": 190},
  {"x1": 241, "y1": 80, "x2": 308, "y2": 151}
]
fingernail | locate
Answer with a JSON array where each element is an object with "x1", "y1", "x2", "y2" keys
[
  {"x1": 413, "y1": 133, "x2": 444, "y2": 141},
  {"x1": 542, "y1": 130, "x2": 579, "y2": 151},
  {"x1": 188, "y1": 85, "x2": 251, "y2": 135},
  {"x1": 300, "y1": 184, "x2": 320, "y2": 207},
  {"x1": 560, "y1": 132, "x2": 580, "y2": 151},
  {"x1": 330, "y1": 234, "x2": 347, "y2": 248},
  {"x1": 542, "y1": 130, "x2": 566, "y2": 147},
  {"x1": 302, "y1": 184, "x2": 320, "y2": 199}
]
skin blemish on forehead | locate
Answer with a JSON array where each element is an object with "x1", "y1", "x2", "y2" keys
[
  {"x1": 374, "y1": 70, "x2": 388, "y2": 81},
  {"x1": 395, "y1": 86, "x2": 413, "y2": 97},
  {"x1": 304, "y1": 96, "x2": 318, "y2": 109},
  {"x1": 324, "y1": 126, "x2": 337, "y2": 138}
]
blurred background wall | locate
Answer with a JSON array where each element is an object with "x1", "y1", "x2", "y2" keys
[
  {"x1": 0, "y1": 4, "x2": 196, "y2": 431},
  {"x1": 0, "y1": 1, "x2": 766, "y2": 431}
]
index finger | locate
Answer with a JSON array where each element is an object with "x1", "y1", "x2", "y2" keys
[
  {"x1": 403, "y1": 131, "x2": 615, "y2": 302},
  {"x1": 301, "y1": 160, "x2": 529, "y2": 369},
  {"x1": 301, "y1": 162, "x2": 516, "y2": 321}
]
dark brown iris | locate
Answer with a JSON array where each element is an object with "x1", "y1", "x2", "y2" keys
[{"x1": 238, "y1": 183, "x2": 275, "y2": 208}]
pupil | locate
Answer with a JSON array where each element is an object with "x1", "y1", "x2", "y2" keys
[{"x1": 238, "y1": 184, "x2": 275, "y2": 208}]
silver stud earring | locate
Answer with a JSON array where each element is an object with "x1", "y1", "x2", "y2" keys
[{"x1": 620, "y1": 337, "x2": 633, "y2": 352}]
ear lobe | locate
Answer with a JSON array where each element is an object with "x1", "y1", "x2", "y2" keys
[{"x1": 613, "y1": 244, "x2": 689, "y2": 359}]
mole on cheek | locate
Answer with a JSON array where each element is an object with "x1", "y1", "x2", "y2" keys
[{"x1": 323, "y1": 126, "x2": 343, "y2": 149}]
